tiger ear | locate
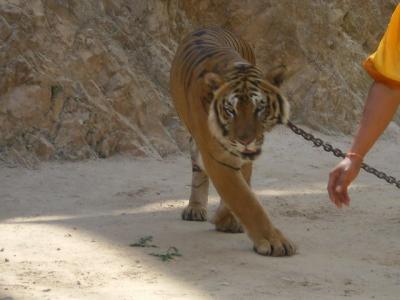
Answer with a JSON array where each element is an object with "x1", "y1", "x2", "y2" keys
[
  {"x1": 204, "y1": 72, "x2": 224, "y2": 92},
  {"x1": 265, "y1": 65, "x2": 287, "y2": 87}
]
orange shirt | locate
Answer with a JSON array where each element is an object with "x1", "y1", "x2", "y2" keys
[{"x1": 363, "y1": 5, "x2": 400, "y2": 89}]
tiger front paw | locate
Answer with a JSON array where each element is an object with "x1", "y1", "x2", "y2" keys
[
  {"x1": 253, "y1": 228, "x2": 296, "y2": 257},
  {"x1": 181, "y1": 205, "x2": 207, "y2": 221}
]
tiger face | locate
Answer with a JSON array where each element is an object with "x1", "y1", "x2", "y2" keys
[{"x1": 206, "y1": 65, "x2": 290, "y2": 161}]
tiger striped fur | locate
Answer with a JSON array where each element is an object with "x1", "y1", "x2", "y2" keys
[{"x1": 170, "y1": 27, "x2": 295, "y2": 256}]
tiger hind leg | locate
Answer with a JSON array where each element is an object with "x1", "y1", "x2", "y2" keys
[
  {"x1": 212, "y1": 163, "x2": 252, "y2": 233},
  {"x1": 182, "y1": 138, "x2": 209, "y2": 221},
  {"x1": 212, "y1": 200, "x2": 244, "y2": 233}
]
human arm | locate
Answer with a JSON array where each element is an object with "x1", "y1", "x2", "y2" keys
[
  {"x1": 328, "y1": 82, "x2": 400, "y2": 208},
  {"x1": 328, "y1": 5, "x2": 400, "y2": 208}
]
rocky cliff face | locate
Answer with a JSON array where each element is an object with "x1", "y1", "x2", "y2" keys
[{"x1": 0, "y1": 0, "x2": 397, "y2": 162}]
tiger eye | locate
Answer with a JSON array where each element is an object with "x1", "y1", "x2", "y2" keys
[{"x1": 223, "y1": 105, "x2": 235, "y2": 117}]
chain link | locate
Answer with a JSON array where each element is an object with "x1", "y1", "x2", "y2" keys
[{"x1": 287, "y1": 121, "x2": 400, "y2": 189}]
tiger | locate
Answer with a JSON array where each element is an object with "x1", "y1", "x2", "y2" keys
[{"x1": 169, "y1": 27, "x2": 296, "y2": 256}]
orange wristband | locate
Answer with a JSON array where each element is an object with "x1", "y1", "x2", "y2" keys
[{"x1": 346, "y1": 152, "x2": 364, "y2": 161}]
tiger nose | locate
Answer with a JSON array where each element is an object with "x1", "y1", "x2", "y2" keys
[{"x1": 238, "y1": 135, "x2": 254, "y2": 146}]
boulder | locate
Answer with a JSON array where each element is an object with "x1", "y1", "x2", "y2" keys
[{"x1": 0, "y1": 0, "x2": 397, "y2": 161}]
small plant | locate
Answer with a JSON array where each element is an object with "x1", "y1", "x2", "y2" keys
[
  {"x1": 129, "y1": 236, "x2": 158, "y2": 248},
  {"x1": 130, "y1": 237, "x2": 182, "y2": 262},
  {"x1": 150, "y1": 247, "x2": 182, "y2": 262}
]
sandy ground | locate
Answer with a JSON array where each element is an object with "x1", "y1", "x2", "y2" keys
[{"x1": 1, "y1": 126, "x2": 400, "y2": 300}]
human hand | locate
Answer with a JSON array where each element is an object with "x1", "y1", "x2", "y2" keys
[{"x1": 327, "y1": 156, "x2": 363, "y2": 208}]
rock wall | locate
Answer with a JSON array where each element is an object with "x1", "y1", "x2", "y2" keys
[{"x1": 0, "y1": 0, "x2": 398, "y2": 162}]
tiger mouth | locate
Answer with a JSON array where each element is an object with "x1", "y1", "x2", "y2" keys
[{"x1": 240, "y1": 149, "x2": 261, "y2": 160}]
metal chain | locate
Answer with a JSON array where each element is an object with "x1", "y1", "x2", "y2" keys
[{"x1": 287, "y1": 121, "x2": 400, "y2": 189}]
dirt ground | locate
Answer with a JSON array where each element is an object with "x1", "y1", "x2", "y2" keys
[{"x1": 1, "y1": 126, "x2": 400, "y2": 300}]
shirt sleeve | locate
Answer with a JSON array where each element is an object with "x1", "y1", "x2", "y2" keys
[{"x1": 363, "y1": 5, "x2": 400, "y2": 89}]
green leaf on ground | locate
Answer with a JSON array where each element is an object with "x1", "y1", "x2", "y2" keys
[
  {"x1": 150, "y1": 246, "x2": 182, "y2": 262},
  {"x1": 129, "y1": 236, "x2": 158, "y2": 248}
]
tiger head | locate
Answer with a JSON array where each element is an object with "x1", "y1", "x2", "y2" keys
[{"x1": 206, "y1": 63, "x2": 290, "y2": 161}]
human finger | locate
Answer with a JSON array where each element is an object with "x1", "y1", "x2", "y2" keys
[
  {"x1": 335, "y1": 167, "x2": 351, "y2": 205},
  {"x1": 328, "y1": 169, "x2": 342, "y2": 208}
]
